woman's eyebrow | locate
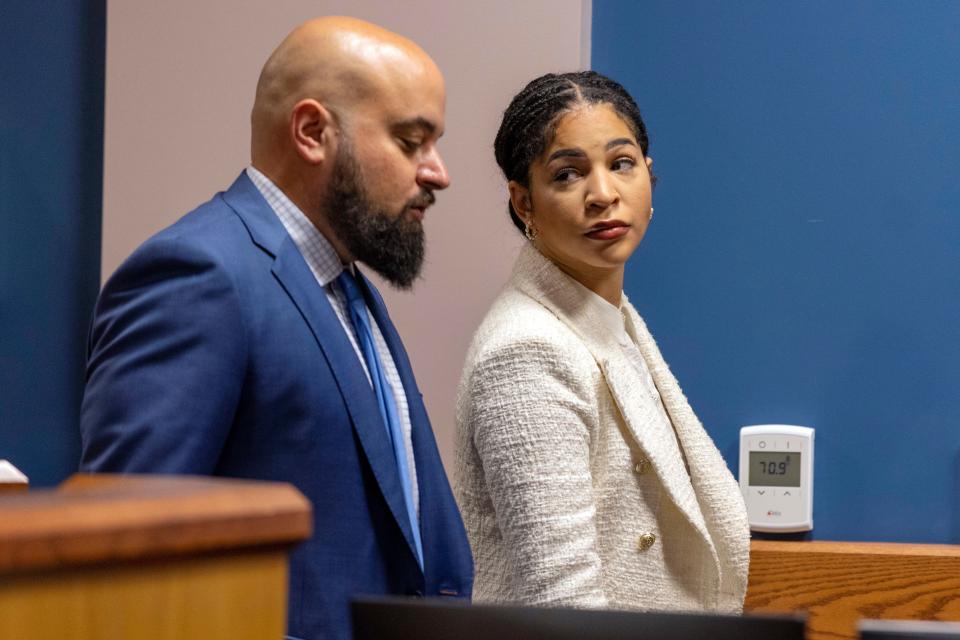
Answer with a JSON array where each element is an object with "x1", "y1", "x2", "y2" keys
[
  {"x1": 546, "y1": 148, "x2": 586, "y2": 163},
  {"x1": 606, "y1": 137, "x2": 637, "y2": 150},
  {"x1": 547, "y1": 138, "x2": 638, "y2": 163}
]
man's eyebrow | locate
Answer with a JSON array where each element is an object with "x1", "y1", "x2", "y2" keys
[{"x1": 393, "y1": 117, "x2": 438, "y2": 135}]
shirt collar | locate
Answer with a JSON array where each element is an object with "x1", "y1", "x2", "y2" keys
[
  {"x1": 245, "y1": 165, "x2": 347, "y2": 286},
  {"x1": 578, "y1": 282, "x2": 632, "y2": 346}
]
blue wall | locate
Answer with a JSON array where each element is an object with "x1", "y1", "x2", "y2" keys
[
  {"x1": 594, "y1": 1, "x2": 960, "y2": 543},
  {"x1": 0, "y1": 1, "x2": 105, "y2": 486}
]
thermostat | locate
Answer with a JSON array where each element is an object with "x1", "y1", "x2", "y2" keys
[{"x1": 739, "y1": 425, "x2": 814, "y2": 532}]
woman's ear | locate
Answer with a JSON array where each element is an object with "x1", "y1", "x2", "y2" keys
[
  {"x1": 508, "y1": 181, "x2": 533, "y2": 223},
  {"x1": 645, "y1": 155, "x2": 657, "y2": 188},
  {"x1": 290, "y1": 99, "x2": 335, "y2": 165}
]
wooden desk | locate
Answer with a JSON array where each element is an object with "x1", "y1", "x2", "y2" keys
[
  {"x1": 745, "y1": 539, "x2": 960, "y2": 640},
  {"x1": 0, "y1": 474, "x2": 311, "y2": 640},
  {"x1": 0, "y1": 483, "x2": 28, "y2": 494}
]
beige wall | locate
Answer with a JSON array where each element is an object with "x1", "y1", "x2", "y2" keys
[{"x1": 103, "y1": 1, "x2": 589, "y2": 466}]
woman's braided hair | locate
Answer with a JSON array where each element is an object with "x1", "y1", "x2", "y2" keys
[{"x1": 493, "y1": 70, "x2": 654, "y2": 233}]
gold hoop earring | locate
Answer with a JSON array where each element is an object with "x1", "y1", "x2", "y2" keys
[{"x1": 524, "y1": 223, "x2": 537, "y2": 241}]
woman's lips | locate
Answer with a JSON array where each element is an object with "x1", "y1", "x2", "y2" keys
[{"x1": 585, "y1": 222, "x2": 630, "y2": 240}]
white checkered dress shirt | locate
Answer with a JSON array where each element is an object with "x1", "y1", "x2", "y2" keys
[{"x1": 246, "y1": 166, "x2": 419, "y2": 514}]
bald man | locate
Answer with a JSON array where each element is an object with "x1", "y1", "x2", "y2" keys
[{"x1": 80, "y1": 17, "x2": 473, "y2": 639}]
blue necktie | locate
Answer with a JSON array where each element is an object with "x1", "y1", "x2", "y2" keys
[{"x1": 337, "y1": 269, "x2": 423, "y2": 569}]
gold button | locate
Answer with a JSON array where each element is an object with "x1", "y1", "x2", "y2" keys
[
  {"x1": 638, "y1": 533, "x2": 656, "y2": 552},
  {"x1": 634, "y1": 458, "x2": 650, "y2": 475}
]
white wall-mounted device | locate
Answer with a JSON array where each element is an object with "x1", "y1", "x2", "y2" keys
[{"x1": 739, "y1": 425, "x2": 814, "y2": 533}]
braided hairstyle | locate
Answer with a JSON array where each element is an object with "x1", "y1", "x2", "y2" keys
[{"x1": 494, "y1": 70, "x2": 655, "y2": 233}]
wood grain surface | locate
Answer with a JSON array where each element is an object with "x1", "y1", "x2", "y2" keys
[
  {"x1": 0, "y1": 473, "x2": 312, "y2": 574},
  {"x1": 0, "y1": 548, "x2": 288, "y2": 640},
  {"x1": 0, "y1": 483, "x2": 28, "y2": 495},
  {"x1": 745, "y1": 540, "x2": 960, "y2": 640}
]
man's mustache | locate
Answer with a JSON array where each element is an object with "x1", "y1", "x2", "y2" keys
[{"x1": 407, "y1": 190, "x2": 436, "y2": 210}]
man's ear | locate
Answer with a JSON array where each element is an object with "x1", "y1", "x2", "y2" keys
[
  {"x1": 290, "y1": 99, "x2": 335, "y2": 165},
  {"x1": 508, "y1": 181, "x2": 533, "y2": 224}
]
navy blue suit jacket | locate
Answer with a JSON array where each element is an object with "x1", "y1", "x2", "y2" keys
[{"x1": 80, "y1": 173, "x2": 474, "y2": 639}]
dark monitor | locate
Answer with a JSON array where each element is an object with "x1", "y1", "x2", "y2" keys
[
  {"x1": 352, "y1": 597, "x2": 805, "y2": 640},
  {"x1": 860, "y1": 620, "x2": 960, "y2": 639}
]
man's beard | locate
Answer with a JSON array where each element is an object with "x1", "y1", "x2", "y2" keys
[{"x1": 323, "y1": 139, "x2": 432, "y2": 290}]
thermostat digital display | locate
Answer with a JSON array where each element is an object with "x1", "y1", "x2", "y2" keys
[
  {"x1": 739, "y1": 425, "x2": 814, "y2": 533},
  {"x1": 749, "y1": 451, "x2": 801, "y2": 487}
]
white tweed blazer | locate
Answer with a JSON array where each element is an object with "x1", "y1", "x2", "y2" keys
[{"x1": 454, "y1": 245, "x2": 750, "y2": 613}]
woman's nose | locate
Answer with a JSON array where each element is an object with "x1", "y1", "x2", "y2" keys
[{"x1": 585, "y1": 169, "x2": 618, "y2": 211}]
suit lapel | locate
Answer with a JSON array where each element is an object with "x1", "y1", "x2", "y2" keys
[
  {"x1": 221, "y1": 173, "x2": 421, "y2": 566},
  {"x1": 357, "y1": 270, "x2": 473, "y2": 583}
]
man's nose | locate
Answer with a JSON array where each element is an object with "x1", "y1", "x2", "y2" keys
[{"x1": 417, "y1": 146, "x2": 451, "y2": 191}]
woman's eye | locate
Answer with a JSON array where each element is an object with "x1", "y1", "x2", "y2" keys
[
  {"x1": 612, "y1": 157, "x2": 636, "y2": 172},
  {"x1": 553, "y1": 168, "x2": 579, "y2": 183}
]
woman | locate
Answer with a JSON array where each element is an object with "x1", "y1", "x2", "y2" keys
[{"x1": 454, "y1": 71, "x2": 749, "y2": 613}]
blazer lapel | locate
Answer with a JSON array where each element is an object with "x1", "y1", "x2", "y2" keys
[
  {"x1": 222, "y1": 173, "x2": 420, "y2": 565},
  {"x1": 509, "y1": 245, "x2": 720, "y2": 567},
  {"x1": 598, "y1": 354, "x2": 717, "y2": 552},
  {"x1": 624, "y1": 306, "x2": 751, "y2": 596}
]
